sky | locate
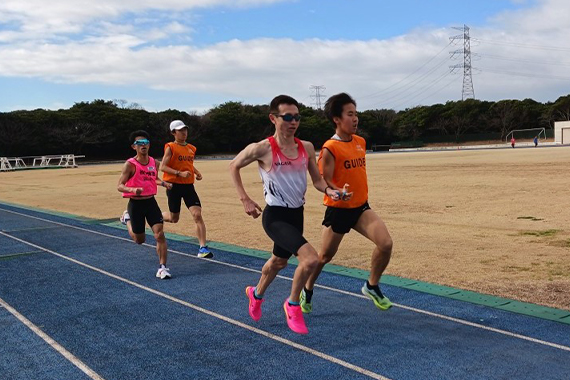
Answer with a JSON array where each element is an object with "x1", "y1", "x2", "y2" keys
[{"x1": 1, "y1": 0, "x2": 570, "y2": 113}]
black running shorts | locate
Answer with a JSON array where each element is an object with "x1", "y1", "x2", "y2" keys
[
  {"x1": 322, "y1": 202, "x2": 371, "y2": 234},
  {"x1": 262, "y1": 205, "x2": 307, "y2": 259},
  {"x1": 127, "y1": 197, "x2": 164, "y2": 234},
  {"x1": 166, "y1": 183, "x2": 201, "y2": 213}
]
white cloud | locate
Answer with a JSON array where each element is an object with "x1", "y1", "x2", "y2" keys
[
  {"x1": 0, "y1": 0, "x2": 289, "y2": 41},
  {"x1": 1, "y1": 0, "x2": 569, "y2": 110},
  {"x1": 465, "y1": 0, "x2": 570, "y2": 100},
  {"x1": 0, "y1": 31, "x2": 459, "y2": 109}
]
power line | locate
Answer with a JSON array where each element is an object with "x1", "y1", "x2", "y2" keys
[
  {"x1": 360, "y1": 41, "x2": 453, "y2": 101},
  {"x1": 478, "y1": 53, "x2": 570, "y2": 67},
  {"x1": 472, "y1": 38, "x2": 570, "y2": 52},
  {"x1": 381, "y1": 68, "x2": 451, "y2": 106},
  {"x1": 385, "y1": 69, "x2": 455, "y2": 110},
  {"x1": 478, "y1": 67, "x2": 570, "y2": 81},
  {"x1": 371, "y1": 55, "x2": 451, "y2": 102},
  {"x1": 359, "y1": 52, "x2": 453, "y2": 111},
  {"x1": 410, "y1": 75, "x2": 461, "y2": 108}
]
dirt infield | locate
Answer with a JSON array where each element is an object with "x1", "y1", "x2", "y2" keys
[{"x1": 1, "y1": 146, "x2": 569, "y2": 311}]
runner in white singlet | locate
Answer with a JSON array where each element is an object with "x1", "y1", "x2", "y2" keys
[
  {"x1": 259, "y1": 135, "x2": 307, "y2": 208},
  {"x1": 229, "y1": 95, "x2": 346, "y2": 335}
]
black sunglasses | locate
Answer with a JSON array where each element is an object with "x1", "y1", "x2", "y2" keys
[{"x1": 274, "y1": 113, "x2": 301, "y2": 122}]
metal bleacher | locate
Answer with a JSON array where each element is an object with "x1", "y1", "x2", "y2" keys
[{"x1": 0, "y1": 154, "x2": 85, "y2": 172}]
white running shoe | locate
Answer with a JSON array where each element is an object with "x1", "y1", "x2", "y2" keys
[
  {"x1": 155, "y1": 267, "x2": 171, "y2": 279},
  {"x1": 120, "y1": 210, "x2": 130, "y2": 225}
]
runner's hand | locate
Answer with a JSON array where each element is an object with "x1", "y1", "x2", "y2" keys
[
  {"x1": 326, "y1": 187, "x2": 340, "y2": 201},
  {"x1": 195, "y1": 173, "x2": 202, "y2": 180},
  {"x1": 133, "y1": 187, "x2": 143, "y2": 196},
  {"x1": 242, "y1": 198, "x2": 262, "y2": 219},
  {"x1": 179, "y1": 171, "x2": 191, "y2": 178},
  {"x1": 339, "y1": 183, "x2": 353, "y2": 201}
]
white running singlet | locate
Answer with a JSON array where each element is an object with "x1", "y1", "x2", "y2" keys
[{"x1": 259, "y1": 136, "x2": 308, "y2": 208}]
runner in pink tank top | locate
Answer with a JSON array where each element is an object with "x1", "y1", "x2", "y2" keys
[
  {"x1": 122, "y1": 156, "x2": 158, "y2": 198},
  {"x1": 117, "y1": 130, "x2": 173, "y2": 279}
]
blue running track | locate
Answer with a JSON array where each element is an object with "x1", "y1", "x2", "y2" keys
[{"x1": 1, "y1": 202, "x2": 569, "y2": 380}]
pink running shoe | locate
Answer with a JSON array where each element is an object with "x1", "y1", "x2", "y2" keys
[
  {"x1": 283, "y1": 299, "x2": 308, "y2": 334},
  {"x1": 246, "y1": 286, "x2": 263, "y2": 321}
]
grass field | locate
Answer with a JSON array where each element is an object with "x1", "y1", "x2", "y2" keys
[{"x1": 1, "y1": 145, "x2": 569, "y2": 311}]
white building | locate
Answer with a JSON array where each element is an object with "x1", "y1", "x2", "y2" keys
[{"x1": 554, "y1": 121, "x2": 570, "y2": 144}]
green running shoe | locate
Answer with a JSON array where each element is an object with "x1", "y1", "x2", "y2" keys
[
  {"x1": 300, "y1": 289, "x2": 312, "y2": 314},
  {"x1": 361, "y1": 283, "x2": 392, "y2": 310}
]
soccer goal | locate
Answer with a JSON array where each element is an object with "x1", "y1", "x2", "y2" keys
[{"x1": 505, "y1": 128, "x2": 546, "y2": 142}]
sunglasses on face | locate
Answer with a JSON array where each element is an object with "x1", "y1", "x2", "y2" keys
[
  {"x1": 133, "y1": 139, "x2": 150, "y2": 146},
  {"x1": 274, "y1": 113, "x2": 301, "y2": 122}
]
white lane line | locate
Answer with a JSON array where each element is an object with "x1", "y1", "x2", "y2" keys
[
  {"x1": 0, "y1": 230, "x2": 390, "y2": 380},
  {"x1": 312, "y1": 283, "x2": 570, "y2": 352},
  {"x1": 0, "y1": 296, "x2": 106, "y2": 380},
  {"x1": 1, "y1": 207, "x2": 570, "y2": 353}
]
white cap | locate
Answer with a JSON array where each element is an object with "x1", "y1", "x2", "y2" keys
[{"x1": 170, "y1": 120, "x2": 188, "y2": 131}]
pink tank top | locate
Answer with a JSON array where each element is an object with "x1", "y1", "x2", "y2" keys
[
  {"x1": 258, "y1": 136, "x2": 308, "y2": 208},
  {"x1": 122, "y1": 157, "x2": 158, "y2": 198}
]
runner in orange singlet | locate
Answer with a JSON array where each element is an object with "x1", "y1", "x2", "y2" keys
[
  {"x1": 300, "y1": 93, "x2": 393, "y2": 313},
  {"x1": 160, "y1": 120, "x2": 212, "y2": 258}
]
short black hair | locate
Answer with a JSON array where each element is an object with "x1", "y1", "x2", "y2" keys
[
  {"x1": 129, "y1": 130, "x2": 150, "y2": 144},
  {"x1": 269, "y1": 95, "x2": 299, "y2": 114},
  {"x1": 324, "y1": 93, "x2": 356, "y2": 125}
]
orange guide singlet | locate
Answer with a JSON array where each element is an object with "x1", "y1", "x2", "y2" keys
[
  {"x1": 318, "y1": 134, "x2": 368, "y2": 209},
  {"x1": 162, "y1": 142, "x2": 196, "y2": 184}
]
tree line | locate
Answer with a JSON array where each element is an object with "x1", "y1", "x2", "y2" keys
[{"x1": 1, "y1": 94, "x2": 569, "y2": 159}]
